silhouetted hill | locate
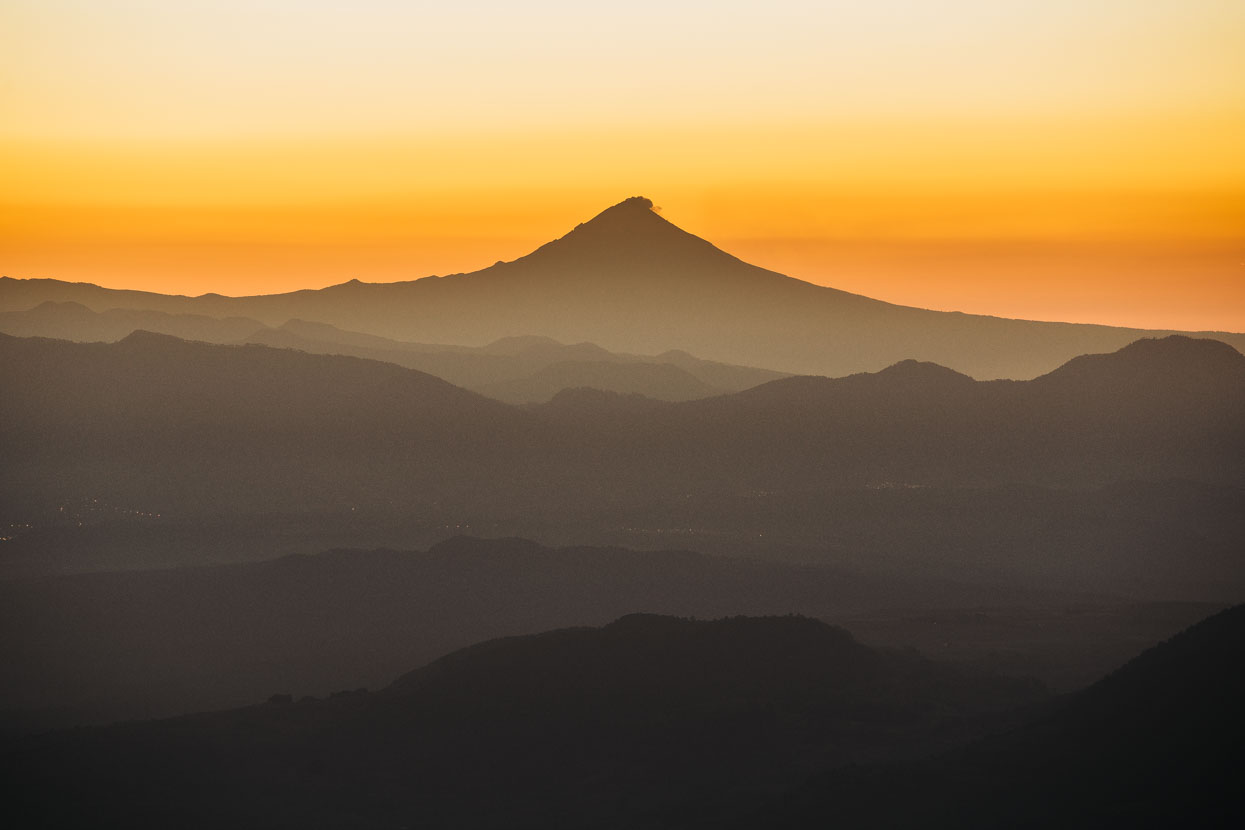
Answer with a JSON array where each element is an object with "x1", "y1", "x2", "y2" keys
[
  {"x1": 0, "y1": 300, "x2": 264, "y2": 343},
  {"x1": 758, "y1": 604, "x2": 1245, "y2": 829},
  {"x1": 2, "y1": 333, "x2": 1242, "y2": 597},
  {"x1": 386, "y1": 613, "x2": 1040, "y2": 715},
  {"x1": 579, "y1": 334, "x2": 1245, "y2": 490},
  {"x1": 4, "y1": 198, "x2": 1242, "y2": 379},
  {"x1": 479, "y1": 332, "x2": 611, "y2": 357},
  {"x1": 0, "y1": 330, "x2": 531, "y2": 516},
  {"x1": 1034, "y1": 334, "x2": 1245, "y2": 398},
  {"x1": 246, "y1": 321, "x2": 783, "y2": 399},
  {"x1": 475, "y1": 358, "x2": 718, "y2": 403},
  {"x1": 0, "y1": 614, "x2": 1047, "y2": 829},
  {"x1": 272, "y1": 317, "x2": 463, "y2": 352},
  {"x1": 533, "y1": 385, "x2": 672, "y2": 418},
  {"x1": 3, "y1": 535, "x2": 1109, "y2": 730}
]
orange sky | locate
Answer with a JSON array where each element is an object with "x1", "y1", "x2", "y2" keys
[{"x1": 2, "y1": 1, "x2": 1243, "y2": 331}]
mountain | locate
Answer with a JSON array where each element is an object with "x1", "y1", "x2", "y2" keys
[
  {"x1": 0, "y1": 302, "x2": 783, "y2": 400},
  {"x1": 5, "y1": 534, "x2": 1156, "y2": 731},
  {"x1": 247, "y1": 320, "x2": 783, "y2": 401},
  {"x1": 474, "y1": 359, "x2": 718, "y2": 403},
  {"x1": 6, "y1": 331, "x2": 1241, "y2": 512},
  {"x1": 757, "y1": 603, "x2": 1245, "y2": 828},
  {"x1": 0, "y1": 614, "x2": 1046, "y2": 829},
  {"x1": 0, "y1": 300, "x2": 265, "y2": 343},
  {"x1": 0, "y1": 330, "x2": 531, "y2": 518},
  {"x1": 4, "y1": 197, "x2": 1242, "y2": 379},
  {"x1": 552, "y1": 334, "x2": 1245, "y2": 492},
  {"x1": 2, "y1": 333, "x2": 1242, "y2": 597}
]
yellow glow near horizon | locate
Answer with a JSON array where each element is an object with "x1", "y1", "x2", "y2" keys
[{"x1": 2, "y1": 1, "x2": 1243, "y2": 329}]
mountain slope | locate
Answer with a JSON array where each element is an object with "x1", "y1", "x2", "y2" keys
[
  {"x1": 759, "y1": 603, "x2": 1245, "y2": 829},
  {"x1": 2, "y1": 333, "x2": 1241, "y2": 597},
  {"x1": 0, "y1": 300, "x2": 265, "y2": 343},
  {"x1": 561, "y1": 334, "x2": 1245, "y2": 491},
  {"x1": 0, "y1": 302, "x2": 784, "y2": 398},
  {"x1": 0, "y1": 614, "x2": 1046, "y2": 829},
  {"x1": 474, "y1": 358, "x2": 719, "y2": 403},
  {"x1": 0, "y1": 330, "x2": 533, "y2": 516},
  {"x1": 6, "y1": 332, "x2": 1240, "y2": 518},
  {"x1": 4, "y1": 197, "x2": 1242, "y2": 378},
  {"x1": 4, "y1": 534, "x2": 1109, "y2": 729},
  {"x1": 247, "y1": 321, "x2": 784, "y2": 398}
]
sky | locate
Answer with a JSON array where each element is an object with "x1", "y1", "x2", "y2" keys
[{"x1": 2, "y1": 0, "x2": 1243, "y2": 331}]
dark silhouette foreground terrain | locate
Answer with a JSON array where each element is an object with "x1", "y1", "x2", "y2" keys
[
  {"x1": 754, "y1": 603, "x2": 1245, "y2": 829},
  {"x1": 4, "y1": 607, "x2": 1241, "y2": 829},
  {"x1": 1, "y1": 536, "x2": 1217, "y2": 730},
  {"x1": 1, "y1": 614, "x2": 1046, "y2": 829}
]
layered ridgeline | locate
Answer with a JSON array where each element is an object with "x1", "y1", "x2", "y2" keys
[
  {"x1": 4, "y1": 197, "x2": 1242, "y2": 378},
  {"x1": 4, "y1": 331, "x2": 1241, "y2": 504},
  {"x1": 1, "y1": 614, "x2": 1047, "y2": 829},
  {"x1": 5, "y1": 606, "x2": 1240, "y2": 829},
  {"x1": 756, "y1": 604, "x2": 1245, "y2": 829},
  {"x1": 9, "y1": 535, "x2": 1211, "y2": 731},
  {"x1": 0, "y1": 303, "x2": 785, "y2": 403},
  {"x1": 2, "y1": 332, "x2": 1242, "y2": 595}
]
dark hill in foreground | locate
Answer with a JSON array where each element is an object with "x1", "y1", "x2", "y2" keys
[
  {"x1": 0, "y1": 615, "x2": 1046, "y2": 829},
  {"x1": 4, "y1": 197, "x2": 1242, "y2": 379},
  {"x1": 8, "y1": 534, "x2": 1179, "y2": 731},
  {"x1": 8, "y1": 607, "x2": 1241, "y2": 828},
  {"x1": 757, "y1": 603, "x2": 1245, "y2": 829}
]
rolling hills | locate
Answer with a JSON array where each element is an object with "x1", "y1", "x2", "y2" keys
[
  {"x1": 5, "y1": 605, "x2": 1240, "y2": 829},
  {"x1": 0, "y1": 613, "x2": 1048, "y2": 829},
  {"x1": 2, "y1": 331, "x2": 1241, "y2": 599}
]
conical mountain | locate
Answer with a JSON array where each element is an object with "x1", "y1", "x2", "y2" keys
[
  {"x1": 2, "y1": 198, "x2": 1242, "y2": 378},
  {"x1": 474, "y1": 196, "x2": 822, "y2": 293}
]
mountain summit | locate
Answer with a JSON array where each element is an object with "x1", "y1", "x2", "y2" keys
[
  {"x1": 574, "y1": 194, "x2": 658, "y2": 225},
  {"x1": 2, "y1": 199, "x2": 1242, "y2": 378},
  {"x1": 471, "y1": 195, "x2": 803, "y2": 293}
]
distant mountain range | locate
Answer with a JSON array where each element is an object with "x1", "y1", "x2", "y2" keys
[
  {"x1": 5, "y1": 605, "x2": 1239, "y2": 829},
  {"x1": 4, "y1": 197, "x2": 1242, "y2": 379},
  {"x1": 3, "y1": 330, "x2": 1242, "y2": 596},
  {"x1": 5, "y1": 330, "x2": 1238, "y2": 509},
  {"x1": 0, "y1": 300, "x2": 264, "y2": 344},
  {"x1": 0, "y1": 301, "x2": 784, "y2": 402}
]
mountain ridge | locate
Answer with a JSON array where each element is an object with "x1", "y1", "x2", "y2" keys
[
  {"x1": 4, "y1": 330, "x2": 1241, "y2": 578},
  {"x1": 0, "y1": 301, "x2": 785, "y2": 402},
  {"x1": 0, "y1": 612, "x2": 1050, "y2": 828},
  {"x1": 756, "y1": 603, "x2": 1245, "y2": 828},
  {"x1": 5, "y1": 197, "x2": 1242, "y2": 379}
]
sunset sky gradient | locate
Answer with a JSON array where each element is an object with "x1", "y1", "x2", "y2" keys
[{"x1": 3, "y1": 0, "x2": 1243, "y2": 330}]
